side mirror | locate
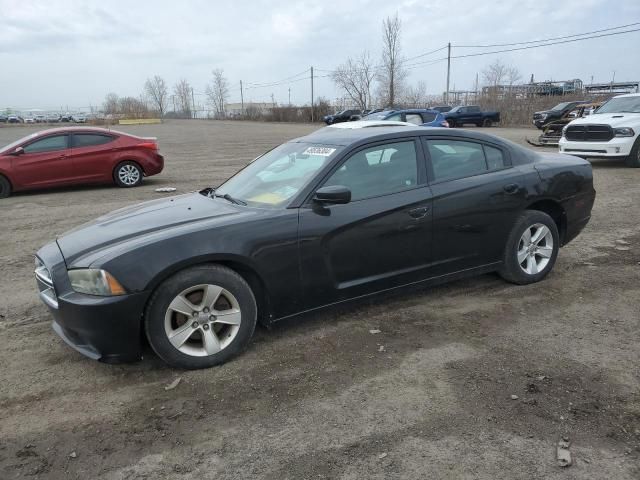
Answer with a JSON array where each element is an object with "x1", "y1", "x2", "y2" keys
[
  {"x1": 313, "y1": 185, "x2": 351, "y2": 205},
  {"x1": 12, "y1": 147, "x2": 24, "y2": 156}
]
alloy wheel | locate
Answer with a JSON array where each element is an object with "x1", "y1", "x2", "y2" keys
[
  {"x1": 118, "y1": 164, "x2": 140, "y2": 185},
  {"x1": 164, "y1": 284, "x2": 241, "y2": 357},
  {"x1": 517, "y1": 223, "x2": 554, "y2": 275}
]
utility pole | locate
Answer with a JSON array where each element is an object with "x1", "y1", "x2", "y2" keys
[
  {"x1": 271, "y1": 93, "x2": 275, "y2": 108},
  {"x1": 474, "y1": 72, "x2": 479, "y2": 102},
  {"x1": 191, "y1": 87, "x2": 196, "y2": 119},
  {"x1": 288, "y1": 87, "x2": 291, "y2": 106},
  {"x1": 310, "y1": 66, "x2": 314, "y2": 123},
  {"x1": 445, "y1": 42, "x2": 451, "y2": 104},
  {"x1": 240, "y1": 80, "x2": 244, "y2": 116}
]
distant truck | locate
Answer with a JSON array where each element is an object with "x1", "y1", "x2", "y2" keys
[
  {"x1": 532, "y1": 101, "x2": 588, "y2": 130},
  {"x1": 444, "y1": 105, "x2": 500, "y2": 127}
]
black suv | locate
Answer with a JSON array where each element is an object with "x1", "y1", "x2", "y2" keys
[{"x1": 322, "y1": 109, "x2": 362, "y2": 125}]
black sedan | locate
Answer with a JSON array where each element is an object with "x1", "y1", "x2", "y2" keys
[{"x1": 35, "y1": 126, "x2": 595, "y2": 369}]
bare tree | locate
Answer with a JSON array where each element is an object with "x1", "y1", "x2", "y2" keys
[
  {"x1": 378, "y1": 13, "x2": 406, "y2": 107},
  {"x1": 103, "y1": 92, "x2": 119, "y2": 115},
  {"x1": 401, "y1": 81, "x2": 428, "y2": 107},
  {"x1": 331, "y1": 51, "x2": 376, "y2": 110},
  {"x1": 206, "y1": 69, "x2": 229, "y2": 118},
  {"x1": 482, "y1": 59, "x2": 508, "y2": 87},
  {"x1": 173, "y1": 79, "x2": 192, "y2": 117},
  {"x1": 144, "y1": 75, "x2": 168, "y2": 117}
]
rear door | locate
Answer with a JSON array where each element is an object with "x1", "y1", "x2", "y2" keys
[
  {"x1": 298, "y1": 138, "x2": 434, "y2": 309},
  {"x1": 69, "y1": 132, "x2": 118, "y2": 182},
  {"x1": 422, "y1": 136, "x2": 526, "y2": 274},
  {"x1": 11, "y1": 134, "x2": 73, "y2": 187}
]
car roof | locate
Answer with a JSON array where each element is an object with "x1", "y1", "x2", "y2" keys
[
  {"x1": 327, "y1": 120, "x2": 414, "y2": 129},
  {"x1": 613, "y1": 92, "x2": 640, "y2": 98},
  {"x1": 292, "y1": 124, "x2": 511, "y2": 147},
  {"x1": 22, "y1": 126, "x2": 124, "y2": 137}
]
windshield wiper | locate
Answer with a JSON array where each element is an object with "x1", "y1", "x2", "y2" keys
[{"x1": 201, "y1": 187, "x2": 247, "y2": 205}]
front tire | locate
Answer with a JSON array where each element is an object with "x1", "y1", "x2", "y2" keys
[
  {"x1": 114, "y1": 161, "x2": 143, "y2": 187},
  {"x1": 624, "y1": 137, "x2": 640, "y2": 168},
  {"x1": 482, "y1": 118, "x2": 492, "y2": 127},
  {"x1": 499, "y1": 211, "x2": 559, "y2": 285},
  {"x1": 0, "y1": 175, "x2": 11, "y2": 198},
  {"x1": 145, "y1": 264, "x2": 257, "y2": 369}
]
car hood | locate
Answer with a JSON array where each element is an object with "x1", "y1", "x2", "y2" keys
[
  {"x1": 567, "y1": 112, "x2": 640, "y2": 128},
  {"x1": 57, "y1": 192, "x2": 251, "y2": 266},
  {"x1": 534, "y1": 110, "x2": 553, "y2": 115}
]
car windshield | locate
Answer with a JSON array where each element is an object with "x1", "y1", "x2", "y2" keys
[
  {"x1": 596, "y1": 96, "x2": 640, "y2": 114},
  {"x1": 214, "y1": 142, "x2": 342, "y2": 208},
  {"x1": 0, "y1": 132, "x2": 39, "y2": 153},
  {"x1": 449, "y1": 106, "x2": 462, "y2": 113},
  {"x1": 551, "y1": 102, "x2": 571, "y2": 111}
]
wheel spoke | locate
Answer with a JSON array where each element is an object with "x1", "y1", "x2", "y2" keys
[
  {"x1": 521, "y1": 227, "x2": 532, "y2": 245},
  {"x1": 517, "y1": 248, "x2": 528, "y2": 264},
  {"x1": 213, "y1": 309, "x2": 241, "y2": 326},
  {"x1": 527, "y1": 255, "x2": 538, "y2": 274},
  {"x1": 169, "y1": 322, "x2": 196, "y2": 348},
  {"x1": 531, "y1": 225, "x2": 549, "y2": 245},
  {"x1": 169, "y1": 294, "x2": 197, "y2": 316},
  {"x1": 201, "y1": 285, "x2": 223, "y2": 310},
  {"x1": 201, "y1": 328, "x2": 222, "y2": 355},
  {"x1": 536, "y1": 245, "x2": 553, "y2": 258}
]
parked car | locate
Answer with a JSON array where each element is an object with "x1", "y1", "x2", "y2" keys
[
  {"x1": 34, "y1": 126, "x2": 594, "y2": 368},
  {"x1": 559, "y1": 92, "x2": 640, "y2": 167},
  {"x1": 71, "y1": 114, "x2": 86, "y2": 123},
  {"x1": 35, "y1": 115, "x2": 46, "y2": 123},
  {"x1": 0, "y1": 114, "x2": 8, "y2": 123},
  {"x1": 430, "y1": 105, "x2": 453, "y2": 113},
  {"x1": 363, "y1": 109, "x2": 449, "y2": 127},
  {"x1": 7, "y1": 116, "x2": 22, "y2": 124},
  {"x1": 322, "y1": 109, "x2": 362, "y2": 125},
  {"x1": 24, "y1": 116, "x2": 36, "y2": 124},
  {"x1": 532, "y1": 101, "x2": 588, "y2": 130},
  {"x1": 444, "y1": 105, "x2": 500, "y2": 127},
  {"x1": 46, "y1": 113, "x2": 61, "y2": 123},
  {"x1": 0, "y1": 127, "x2": 164, "y2": 198}
]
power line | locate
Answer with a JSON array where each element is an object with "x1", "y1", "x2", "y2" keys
[
  {"x1": 245, "y1": 69, "x2": 309, "y2": 88},
  {"x1": 450, "y1": 27, "x2": 640, "y2": 59},
  {"x1": 454, "y1": 21, "x2": 640, "y2": 48}
]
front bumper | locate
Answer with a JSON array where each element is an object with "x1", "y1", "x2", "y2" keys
[
  {"x1": 559, "y1": 136, "x2": 636, "y2": 157},
  {"x1": 35, "y1": 241, "x2": 148, "y2": 363}
]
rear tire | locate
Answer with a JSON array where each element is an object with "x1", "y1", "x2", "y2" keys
[
  {"x1": 499, "y1": 210, "x2": 559, "y2": 285},
  {"x1": 145, "y1": 264, "x2": 257, "y2": 369},
  {"x1": 0, "y1": 175, "x2": 11, "y2": 198},
  {"x1": 482, "y1": 118, "x2": 492, "y2": 127},
  {"x1": 624, "y1": 137, "x2": 640, "y2": 168},
  {"x1": 114, "y1": 161, "x2": 143, "y2": 187}
]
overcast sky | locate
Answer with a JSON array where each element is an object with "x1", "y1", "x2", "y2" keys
[{"x1": 1, "y1": 0, "x2": 639, "y2": 111}]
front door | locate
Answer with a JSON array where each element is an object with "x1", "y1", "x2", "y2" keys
[
  {"x1": 11, "y1": 134, "x2": 74, "y2": 188},
  {"x1": 298, "y1": 139, "x2": 433, "y2": 310},
  {"x1": 70, "y1": 132, "x2": 117, "y2": 182}
]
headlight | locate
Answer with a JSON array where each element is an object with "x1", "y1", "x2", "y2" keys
[
  {"x1": 614, "y1": 127, "x2": 635, "y2": 137},
  {"x1": 561, "y1": 125, "x2": 569, "y2": 137},
  {"x1": 68, "y1": 269, "x2": 126, "y2": 296},
  {"x1": 540, "y1": 113, "x2": 548, "y2": 120}
]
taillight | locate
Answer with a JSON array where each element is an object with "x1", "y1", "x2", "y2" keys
[{"x1": 137, "y1": 142, "x2": 158, "y2": 151}]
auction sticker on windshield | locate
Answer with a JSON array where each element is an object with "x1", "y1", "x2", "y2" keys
[{"x1": 304, "y1": 146, "x2": 336, "y2": 157}]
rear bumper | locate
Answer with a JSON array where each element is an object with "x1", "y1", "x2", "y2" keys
[
  {"x1": 35, "y1": 241, "x2": 147, "y2": 363},
  {"x1": 559, "y1": 136, "x2": 635, "y2": 157},
  {"x1": 144, "y1": 153, "x2": 164, "y2": 176}
]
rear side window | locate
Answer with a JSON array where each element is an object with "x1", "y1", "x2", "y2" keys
[
  {"x1": 425, "y1": 140, "x2": 506, "y2": 181},
  {"x1": 468, "y1": 106, "x2": 480, "y2": 113},
  {"x1": 385, "y1": 113, "x2": 402, "y2": 121},
  {"x1": 421, "y1": 112, "x2": 436, "y2": 122},
  {"x1": 405, "y1": 113, "x2": 423, "y2": 125},
  {"x1": 72, "y1": 134, "x2": 114, "y2": 148},
  {"x1": 23, "y1": 135, "x2": 68, "y2": 153}
]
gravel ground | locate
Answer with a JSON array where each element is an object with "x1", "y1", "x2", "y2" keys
[{"x1": 0, "y1": 120, "x2": 638, "y2": 479}]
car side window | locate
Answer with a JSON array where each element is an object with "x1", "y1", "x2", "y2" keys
[
  {"x1": 468, "y1": 106, "x2": 480, "y2": 113},
  {"x1": 426, "y1": 139, "x2": 499, "y2": 181},
  {"x1": 405, "y1": 114, "x2": 423, "y2": 125},
  {"x1": 483, "y1": 145, "x2": 506, "y2": 170},
  {"x1": 72, "y1": 134, "x2": 114, "y2": 148},
  {"x1": 422, "y1": 112, "x2": 436, "y2": 122},
  {"x1": 23, "y1": 135, "x2": 68, "y2": 154},
  {"x1": 457, "y1": 107, "x2": 466, "y2": 114},
  {"x1": 323, "y1": 141, "x2": 418, "y2": 201},
  {"x1": 385, "y1": 113, "x2": 402, "y2": 121}
]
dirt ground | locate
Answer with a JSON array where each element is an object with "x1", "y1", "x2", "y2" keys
[{"x1": 0, "y1": 120, "x2": 638, "y2": 479}]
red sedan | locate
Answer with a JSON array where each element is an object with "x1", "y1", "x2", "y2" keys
[{"x1": 0, "y1": 127, "x2": 164, "y2": 198}]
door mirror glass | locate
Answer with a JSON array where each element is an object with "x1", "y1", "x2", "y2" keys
[{"x1": 314, "y1": 185, "x2": 351, "y2": 204}]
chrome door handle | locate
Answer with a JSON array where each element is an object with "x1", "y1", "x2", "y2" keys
[{"x1": 408, "y1": 206, "x2": 430, "y2": 219}]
